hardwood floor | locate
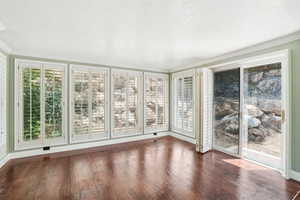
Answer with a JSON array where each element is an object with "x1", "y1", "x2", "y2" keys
[{"x1": 0, "y1": 136, "x2": 300, "y2": 200}]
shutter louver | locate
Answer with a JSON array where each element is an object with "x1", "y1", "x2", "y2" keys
[
  {"x1": 71, "y1": 65, "x2": 108, "y2": 143},
  {"x1": 144, "y1": 73, "x2": 169, "y2": 133},
  {"x1": 112, "y1": 70, "x2": 142, "y2": 137}
]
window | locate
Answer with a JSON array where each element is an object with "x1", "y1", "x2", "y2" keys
[
  {"x1": 70, "y1": 65, "x2": 109, "y2": 143},
  {"x1": 144, "y1": 73, "x2": 169, "y2": 133},
  {"x1": 15, "y1": 60, "x2": 67, "y2": 150},
  {"x1": 172, "y1": 70, "x2": 195, "y2": 137},
  {"x1": 0, "y1": 53, "x2": 6, "y2": 157},
  {"x1": 111, "y1": 69, "x2": 143, "y2": 137}
]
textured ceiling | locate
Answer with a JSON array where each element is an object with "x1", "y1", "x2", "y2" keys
[{"x1": 0, "y1": 0, "x2": 300, "y2": 71}]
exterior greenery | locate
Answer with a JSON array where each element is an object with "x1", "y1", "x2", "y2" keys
[{"x1": 23, "y1": 68, "x2": 63, "y2": 141}]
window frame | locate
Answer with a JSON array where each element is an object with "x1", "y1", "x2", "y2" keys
[
  {"x1": 0, "y1": 52, "x2": 6, "y2": 158},
  {"x1": 172, "y1": 69, "x2": 196, "y2": 138},
  {"x1": 69, "y1": 64, "x2": 110, "y2": 143},
  {"x1": 144, "y1": 72, "x2": 169, "y2": 134},
  {"x1": 111, "y1": 69, "x2": 143, "y2": 138},
  {"x1": 15, "y1": 59, "x2": 68, "y2": 150}
]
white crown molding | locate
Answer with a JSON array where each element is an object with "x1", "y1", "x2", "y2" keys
[
  {"x1": 0, "y1": 39, "x2": 12, "y2": 55},
  {"x1": 170, "y1": 30, "x2": 300, "y2": 73},
  {"x1": 12, "y1": 53, "x2": 169, "y2": 73}
]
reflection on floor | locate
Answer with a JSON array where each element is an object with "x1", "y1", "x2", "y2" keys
[{"x1": 0, "y1": 136, "x2": 299, "y2": 200}]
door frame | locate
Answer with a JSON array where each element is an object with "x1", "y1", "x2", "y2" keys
[{"x1": 205, "y1": 49, "x2": 290, "y2": 177}]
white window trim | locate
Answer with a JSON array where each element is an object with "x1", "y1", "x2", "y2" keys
[
  {"x1": 0, "y1": 52, "x2": 6, "y2": 158},
  {"x1": 14, "y1": 59, "x2": 68, "y2": 151},
  {"x1": 171, "y1": 69, "x2": 196, "y2": 138},
  {"x1": 111, "y1": 69, "x2": 143, "y2": 138},
  {"x1": 69, "y1": 64, "x2": 110, "y2": 144},
  {"x1": 144, "y1": 72, "x2": 169, "y2": 134}
]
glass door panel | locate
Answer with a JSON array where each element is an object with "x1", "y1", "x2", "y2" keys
[
  {"x1": 213, "y1": 69, "x2": 240, "y2": 155},
  {"x1": 242, "y1": 63, "x2": 282, "y2": 169}
]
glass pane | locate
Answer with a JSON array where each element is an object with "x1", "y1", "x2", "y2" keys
[
  {"x1": 113, "y1": 74, "x2": 127, "y2": 130},
  {"x1": 45, "y1": 69, "x2": 63, "y2": 138},
  {"x1": 145, "y1": 77, "x2": 157, "y2": 129},
  {"x1": 23, "y1": 68, "x2": 41, "y2": 141},
  {"x1": 127, "y1": 76, "x2": 138, "y2": 129},
  {"x1": 90, "y1": 72, "x2": 105, "y2": 133},
  {"x1": 73, "y1": 71, "x2": 89, "y2": 135},
  {"x1": 244, "y1": 63, "x2": 281, "y2": 157},
  {"x1": 214, "y1": 69, "x2": 240, "y2": 154}
]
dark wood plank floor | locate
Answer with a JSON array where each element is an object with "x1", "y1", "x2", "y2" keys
[{"x1": 0, "y1": 136, "x2": 300, "y2": 200}]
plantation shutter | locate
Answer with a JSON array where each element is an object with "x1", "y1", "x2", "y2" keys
[
  {"x1": 195, "y1": 70, "x2": 203, "y2": 152},
  {"x1": 173, "y1": 70, "x2": 195, "y2": 137},
  {"x1": 201, "y1": 68, "x2": 213, "y2": 153},
  {"x1": 70, "y1": 65, "x2": 109, "y2": 143},
  {"x1": 183, "y1": 76, "x2": 193, "y2": 132},
  {"x1": 111, "y1": 69, "x2": 143, "y2": 137},
  {"x1": 15, "y1": 60, "x2": 67, "y2": 150},
  {"x1": 144, "y1": 73, "x2": 169, "y2": 133},
  {"x1": 0, "y1": 53, "x2": 6, "y2": 157},
  {"x1": 21, "y1": 65, "x2": 42, "y2": 144},
  {"x1": 44, "y1": 69, "x2": 64, "y2": 139}
]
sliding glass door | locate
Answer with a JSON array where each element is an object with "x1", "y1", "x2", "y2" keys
[
  {"x1": 242, "y1": 63, "x2": 283, "y2": 169},
  {"x1": 213, "y1": 68, "x2": 240, "y2": 155},
  {"x1": 211, "y1": 52, "x2": 287, "y2": 172}
]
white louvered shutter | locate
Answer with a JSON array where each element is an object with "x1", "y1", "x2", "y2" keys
[
  {"x1": 111, "y1": 69, "x2": 143, "y2": 137},
  {"x1": 195, "y1": 70, "x2": 203, "y2": 152},
  {"x1": 15, "y1": 60, "x2": 67, "y2": 150},
  {"x1": 144, "y1": 73, "x2": 169, "y2": 133},
  {"x1": 183, "y1": 76, "x2": 193, "y2": 132},
  {"x1": 173, "y1": 70, "x2": 195, "y2": 137},
  {"x1": 70, "y1": 65, "x2": 109, "y2": 143},
  {"x1": 201, "y1": 68, "x2": 213, "y2": 153},
  {"x1": 0, "y1": 53, "x2": 6, "y2": 158}
]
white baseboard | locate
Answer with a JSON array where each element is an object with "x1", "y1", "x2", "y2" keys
[
  {"x1": 0, "y1": 154, "x2": 10, "y2": 169},
  {"x1": 289, "y1": 170, "x2": 300, "y2": 182},
  {"x1": 169, "y1": 131, "x2": 196, "y2": 144},
  {"x1": 10, "y1": 132, "x2": 169, "y2": 160}
]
